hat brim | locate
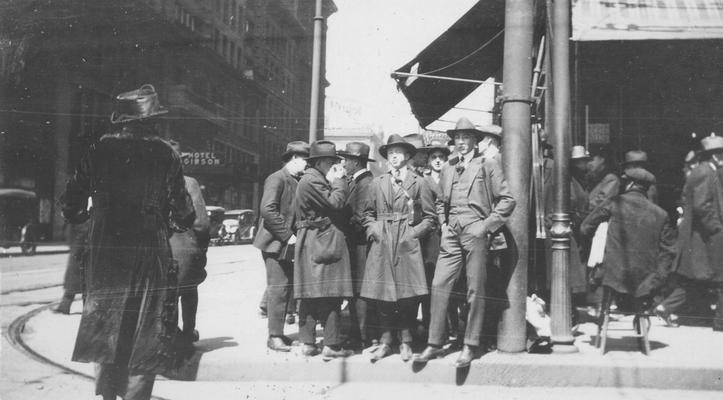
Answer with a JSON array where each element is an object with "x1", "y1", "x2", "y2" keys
[
  {"x1": 571, "y1": 155, "x2": 591, "y2": 161},
  {"x1": 305, "y1": 154, "x2": 342, "y2": 162},
  {"x1": 281, "y1": 150, "x2": 310, "y2": 161},
  {"x1": 622, "y1": 167, "x2": 656, "y2": 184},
  {"x1": 446, "y1": 128, "x2": 500, "y2": 141},
  {"x1": 378, "y1": 142, "x2": 416, "y2": 159},
  {"x1": 110, "y1": 108, "x2": 168, "y2": 124},
  {"x1": 338, "y1": 151, "x2": 376, "y2": 162},
  {"x1": 420, "y1": 145, "x2": 451, "y2": 156}
]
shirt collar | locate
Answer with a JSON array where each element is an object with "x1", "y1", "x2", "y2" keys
[
  {"x1": 390, "y1": 166, "x2": 408, "y2": 182},
  {"x1": 353, "y1": 168, "x2": 368, "y2": 180}
]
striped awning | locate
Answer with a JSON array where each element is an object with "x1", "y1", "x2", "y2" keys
[{"x1": 572, "y1": 0, "x2": 723, "y2": 41}]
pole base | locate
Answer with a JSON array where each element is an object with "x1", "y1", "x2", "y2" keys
[{"x1": 552, "y1": 342, "x2": 579, "y2": 354}]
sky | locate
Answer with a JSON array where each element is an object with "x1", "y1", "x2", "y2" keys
[{"x1": 324, "y1": 0, "x2": 480, "y2": 136}]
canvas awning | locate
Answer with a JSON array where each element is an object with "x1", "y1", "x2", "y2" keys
[
  {"x1": 572, "y1": 0, "x2": 723, "y2": 41},
  {"x1": 392, "y1": 0, "x2": 506, "y2": 128}
]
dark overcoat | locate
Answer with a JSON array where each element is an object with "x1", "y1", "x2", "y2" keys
[
  {"x1": 581, "y1": 189, "x2": 676, "y2": 297},
  {"x1": 675, "y1": 163, "x2": 723, "y2": 282},
  {"x1": 170, "y1": 176, "x2": 210, "y2": 288},
  {"x1": 253, "y1": 167, "x2": 298, "y2": 256},
  {"x1": 63, "y1": 222, "x2": 89, "y2": 295},
  {"x1": 360, "y1": 168, "x2": 435, "y2": 302},
  {"x1": 344, "y1": 170, "x2": 374, "y2": 295},
  {"x1": 62, "y1": 130, "x2": 195, "y2": 373},
  {"x1": 421, "y1": 174, "x2": 442, "y2": 268},
  {"x1": 587, "y1": 172, "x2": 620, "y2": 213},
  {"x1": 293, "y1": 167, "x2": 353, "y2": 299}
]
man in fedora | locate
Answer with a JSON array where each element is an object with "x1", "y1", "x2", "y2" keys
[
  {"x1": 586, "y1": 145, "x2": 620, "y2": 213},
  {"x1": 581, "y1": 166, "x2": 676, "y2": 313},
  {"x1": 253, "y1": 141, "x2": 309, "y2": 351},
  {"x1": 62, "y1": 84, "x2": 195, "y2": 400},
  {"x1": 294, "y1": 140, "x2": 355, "y2": 359},
  {"x1": 621, "y1": 150, "x2": 658, "y2": 204},
  {"x1": 675, "y1": 135, "x2": 723, "y2": 331},
  {"x1": 360, "y1": 134, "x2": 435, "y2": 362},
  {"x1": 415, "y1": 117, "x2": 516, "y2": 367},
  {"x1": 339, "y1": 142, "x2": 376, "y2": 349}
]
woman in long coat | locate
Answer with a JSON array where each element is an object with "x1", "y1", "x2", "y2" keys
[
  {"x1": 62, "y1": 85, "x2": 194, "y2": 400},
  {"x1": 294, "y1": 140, "x2": 354, "y2": 360},
  {"x1": 361, "y1": 135, "x2": 435, "y2": 361}
]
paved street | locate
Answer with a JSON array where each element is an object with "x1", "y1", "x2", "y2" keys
[{"x1": 2, "y1": 245, "x2": 723, "y2": 400}]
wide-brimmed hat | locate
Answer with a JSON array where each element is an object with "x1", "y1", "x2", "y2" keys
[
  {"x1": 281, "y1": 141, "x2": 310, "y2": 161},
  {"x1": 700, "y1": 135, "x2": 723, "y2": 156},
  {"x1": 110, "y1": 84, "x2": 168, "y2": 124},
  {"x1": 622, "y1": 166, "x2": 656, "y2": 185},
  {"x1": 621, "y1": 150, "x2": 649, "y2": 167},
  {"x1": 379, "y1": 134, "x2": 416, "y2": 159},
  {"x1": 306, "y1": 140, "x2": 342, "y2": 161},
  {"x1": 446, "y1": 117, "x2": 502, "y2": 141},
  {"x1": 420, "y1": 138, "x2": 451, "y2": 157},
  {"x1": 338, "y1": 142, "x2": 375, "y2": 162},
  {"x1": 570, "y1": 145, "x2": 591, "y2": 160}
]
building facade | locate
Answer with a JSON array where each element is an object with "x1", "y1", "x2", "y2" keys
[{"x1": 0, "y1": 0, "x2": 335, "y2": 240}]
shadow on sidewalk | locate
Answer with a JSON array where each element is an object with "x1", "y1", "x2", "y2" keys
[{"x1": 163, "y1": 336, "x2": 238, "y2": 381}]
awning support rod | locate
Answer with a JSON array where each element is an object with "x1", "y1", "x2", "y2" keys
[{"x1": 391, "y1": 71, "x2": 501, "y2": 85}]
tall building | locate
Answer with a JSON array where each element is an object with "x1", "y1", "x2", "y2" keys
[{"x1": 0, "y1": 0, "x2": 335, "y2": 240}]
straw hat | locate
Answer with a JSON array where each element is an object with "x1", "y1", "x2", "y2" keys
[{"x1": 570, "y1": 145, "x2": 591, "y2": 160}]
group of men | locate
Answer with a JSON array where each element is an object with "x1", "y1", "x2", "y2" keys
[{"x1": 255, "y1": 116, "x2": 516, "y2": 367}]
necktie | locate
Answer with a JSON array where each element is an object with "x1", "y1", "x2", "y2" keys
[
  {"x1": 456, "y1": 156, "x2": 465, "y2": 174},
  {"x1": 393, "y1": 169, "x2": 403, "y2": 185}
]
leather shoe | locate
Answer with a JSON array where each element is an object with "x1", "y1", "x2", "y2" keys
[
  {"x1": 369, "y1": 343, "x2": 392, "y2": 363},
  {"x1": 399, "y1": 343, "x2": 413, "y2": 362},
  {"x1": 413, "y1": 345, "x2": 445, "y2": 363},
  {"x1": 182, "y1": 329, "x2": 200, "y2": 342},
  {"x1": 454, "y1": 345, "x2": 478, "y2": 368},
  {"x1": 267, "y1": 336, "x2": 291, "y2": 352},
  {"x1": 654, "y1": 306, "x2": 679, "y2": 328},
  {"x1": 321, "y1": 346, "x2": 354, "y2": 361},
  {"x1": 301, "y1": 344, "x2": 320, "y2": 356}
]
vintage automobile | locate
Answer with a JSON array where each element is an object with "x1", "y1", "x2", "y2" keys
[
  {"x1": 205, "y1": 206, "x2": 226, "y2": 246},
  {"x1": 218, "y1": 209, "x2": 256, "y2": 245},
  {"x1": 0, "y1": 188, "x2": 40, "y2": 255}
]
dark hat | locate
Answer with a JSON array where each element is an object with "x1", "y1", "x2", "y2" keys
[
  {"x1": 379, "y1": 134, "x2": 416, "y2": 159},
  {"x1": 700, "y1": 135, "x2": 723, "y2": 156},
  {"x1": 306, "y1": 140, "x2": 342, "y2": 161},
  {"x1": 446, "y1": 117, "x2": 502, "y2": 141},
  {"x1": 338, "y1": 142, "x2": 376, "y2": 162},
  {"x1": 110, "y1": 84, "x2": 168, "y2": 124},
  {"x1": 420, "y1": 138, "x2": 451, "y2": 157},
  {"x1": 622, "y1": 166, "x2": 656, "y2": 185},
  {"x1": 281, "y1": 141, "x2": 310, "y2": 161},
  {"x1": 621, "y1": 150, "x2": 649, "y2": 167}
]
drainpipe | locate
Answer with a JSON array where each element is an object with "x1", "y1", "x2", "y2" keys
[{"x1": 308, "y1": 0, "x2": 324, "y2": 143}]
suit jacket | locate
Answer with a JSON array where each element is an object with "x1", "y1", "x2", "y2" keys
[
  {"x1": 581, "y1": 189, "x2": 676, "y2": 297},
  {"x1": 345, "y1": 170, "x2": 374, "y2": 245},
  {"x1": 675, "y1": 162, "x2": 723, "y2": 282},
  {"x1": 436, "y1": 153, "x2": 516, "y2": 237},
  {"x1": 253, "y1": 167, "x2": 298, "y2": 255}
]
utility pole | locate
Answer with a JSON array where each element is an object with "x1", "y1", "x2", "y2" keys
[
  {"x1": 548, "y1": 0, "x2": 578, "y2": 353},
  {"x1": 498, "y1": 0, "x2": 535, "y2": 353},
  {"x1": 308, "y1": 0, "x2": 324, "y2": 143}
]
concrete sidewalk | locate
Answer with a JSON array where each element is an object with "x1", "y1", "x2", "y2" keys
[{"x1": 15, "y1": 245, "x2": 723, "y2": 392}]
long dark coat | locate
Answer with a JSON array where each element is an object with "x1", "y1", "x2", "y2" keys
[
  {"x1": 63, "y1": 222, "x2": 90, "y2": 295},
  {"x1": 62, "y1": 129, "x2": 195, "y2": 373},
  {"x1": 253, "y1": 167, "x2": 298, "y2": 256},
  {"x1": 361, "y1": 168, "x2": 435, "y2": 302},
  {"x1": 344, "y1": 170, "x2": 374, "y2": 295},
  {"x1": 170, "y1": 176, "x2": 210, "y2": 288},
  {"x1": 581, "y1": 189, "x2": 676, "y2": 297},
  {"x1": 293, "y1": 167, "x2": 353, "y2": 299},
  {"x1": 421, "y1": 174, "x2": 442, "y2": 268},
  {"x1": 675, "y1": 163, "x2": 723, "y2": 282}
]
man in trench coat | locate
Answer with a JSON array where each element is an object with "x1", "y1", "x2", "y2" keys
[
  {"x1": 580, "y1": 167, "x2": 676, "y2": 303},
  {"x1": 675, "y1": 135, "x2": 723, "y2": 331},
  {"x1": 253, "y1": 141, "x2": 309, "y2": 351},
  {"x1": 294, "y1": 141, "x2": 354, "y2": 359},
  {"x1": 339, "y1": 142, "x2": 377, "y2": 348},
  {"x1": 415, "y1": 117, "x2": 516, "y2": 368},
  {"x1": 62, "y1": 84, "x2": 195, "y2": 400},
  {"x1": 361, "y1": 134, "x2": 435, "y2": 362}
]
